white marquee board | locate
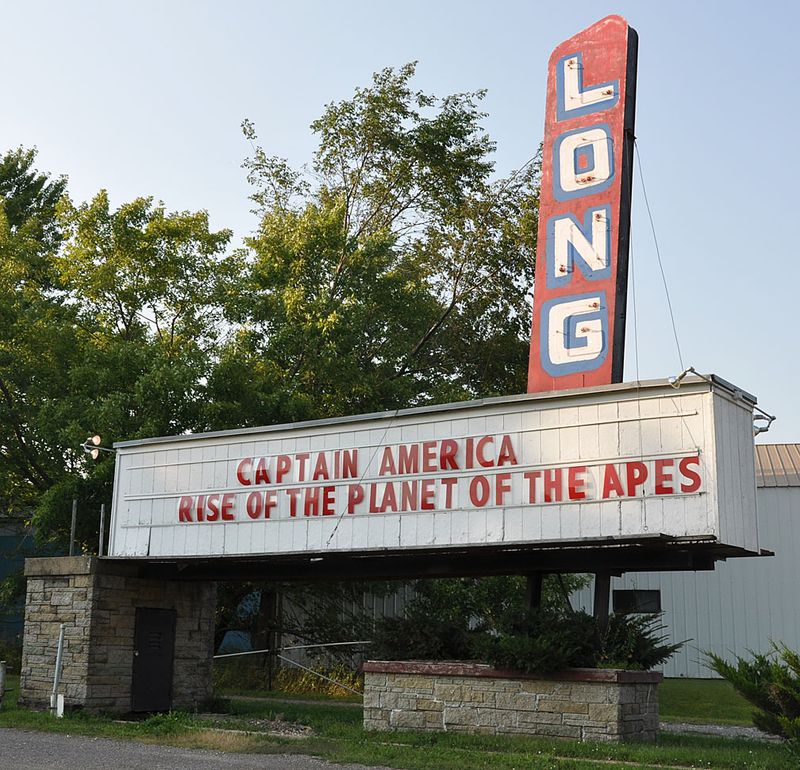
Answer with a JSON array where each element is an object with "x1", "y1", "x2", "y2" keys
[{"x1": 108, "y1": 377, "x2": 759, "y2": 560}]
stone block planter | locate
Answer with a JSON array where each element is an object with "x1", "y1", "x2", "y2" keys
[{"x1": 363, "y1": 660, "x2": 661, "y2": 742}]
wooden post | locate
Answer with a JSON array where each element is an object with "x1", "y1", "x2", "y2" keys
[{"x1": 256, "y1": 589, "x2": 279, "y2": 691}]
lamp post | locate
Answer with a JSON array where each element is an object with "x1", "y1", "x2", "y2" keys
[{"x1": 79, "y1": 436, "x2": 117, "y2": 556}]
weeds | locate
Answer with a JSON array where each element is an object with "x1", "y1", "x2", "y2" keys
[{"x1": 213, "y1": 658, "x2": 362, "y2": 698}]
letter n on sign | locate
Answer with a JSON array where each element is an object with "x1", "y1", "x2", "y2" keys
[{"x1": 528, "y1": 15, "x2": 638, "y2": 392}]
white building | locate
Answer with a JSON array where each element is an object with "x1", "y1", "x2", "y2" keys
[{"x1": 575, "y1": 444, "x2": 800, "y2": 677}]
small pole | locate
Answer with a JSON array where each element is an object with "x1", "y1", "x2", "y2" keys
[
  {"x1": 69, "y1": 499, "x2": 77, "y2": 557},
  {"x1": 51, "y1": 623, "x2": 65, "y2": 715},
  {"x1": 98, "y1": 503, "x2": 106, "y2": 557},
  {"x1": 0, "y1": 660, "x2": 6, "y2": 710}
]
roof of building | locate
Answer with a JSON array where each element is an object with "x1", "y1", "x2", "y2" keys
[{"x1": 756, "y1": 444, "x2": 800, "y2": 487}]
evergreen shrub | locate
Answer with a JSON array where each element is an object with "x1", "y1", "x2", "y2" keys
[
  {"x1": 708, "y1": 642, "x2": 800, "y2": 749},
  {"x1": 371, "y1": 605, "x2": 683, "y2": 674}
]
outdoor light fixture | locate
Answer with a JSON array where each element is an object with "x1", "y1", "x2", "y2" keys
[
  {"x1": 669, "y1": 368, "x2": 776, "y2": 436},
  {"x1": 668, "y1": 366, "x2": 697, "y2": 388},
  {"x1": 753, "y1": 414, "x2": 775, "y2": 436},
  {"x1": 81, "y1": 435, "x2": 116, "y2": 460}
]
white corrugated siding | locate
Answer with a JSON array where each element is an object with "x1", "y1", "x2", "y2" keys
[{"x1": 572, "y1": 485, "x2": 800, "y2": 677}]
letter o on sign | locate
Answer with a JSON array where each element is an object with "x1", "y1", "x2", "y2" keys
[
  {"x1": 469, "y1": 476, "x2": 490, "y2": 507},
  {"x1": 246, "y1": 491, "x2": 263, "y2": 519},
  {"x1": 553, "y1": 124, "x2": 614, "y2": 200}
]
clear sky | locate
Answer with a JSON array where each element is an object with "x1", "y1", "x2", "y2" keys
[{"x1": 3, "y1": 1, "x2": 797, "y2": 441}]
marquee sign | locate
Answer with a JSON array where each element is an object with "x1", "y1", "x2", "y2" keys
[
  {"x1": 103, "y1": 21, "x2": 762, "y2": 578},
  {"x1": 528, "y1": 15, "x2": 638, "y2": 393},
  {"x1": 108, "y1": 378, "x2": 759, "y2": 560}
]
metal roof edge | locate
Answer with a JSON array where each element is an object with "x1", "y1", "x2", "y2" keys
[{"x1": 755, "y1": 443, "x2": 800, "y2": 488}]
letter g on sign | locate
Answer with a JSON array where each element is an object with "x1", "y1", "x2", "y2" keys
[{"x1": 539, "y1": 291, "x2": 608, "y2": 376}]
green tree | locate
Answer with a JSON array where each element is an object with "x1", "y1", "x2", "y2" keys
[
  {"x1": 708, "y1": 643, "x2": 800, "y2": 748},
  {"x1": 0, "y1": 154, "x2": 237, "y2": 550},
  {"x1": 205, "y1": 62, "x2": 538, "y2": 429},
  {"x1": 0, "y1": 149, "x2": 75, "y2": 514},
  {"x1": 28, "y1": 193, "x2": 237, "y2": 543},
  {"x1": 0, "y1": 146, "x2": 66, "y2": 252},
  {"x1": 0, "y1": 148, "x2": 76, "y2": 628}
]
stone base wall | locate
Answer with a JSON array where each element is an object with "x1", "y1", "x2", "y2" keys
[
  {"x1": 20, "y1": 557, "x2": 216, "y2": 713},
  {"x1": 363, "y1": 661, "x2": 660, "y2": 742}
]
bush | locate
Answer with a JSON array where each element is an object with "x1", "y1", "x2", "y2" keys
[
  {"x1": 707, "y1": 642, "x2": 800, "y2": 746},
  {"x1": 371, "y1": 605, "x2": 684, "y2": 674},
  {"x1": 476, "y1": 609, "x2": 681, "y2": 674},
  {"x1": 371, "y1": 616, "x2": 473, "y2": 661},
  {"x1": 471, "y1": 608, "x2": 597, "y2": 673},
  {"x1": 598, "y1": 613, "x2": 684, "y2": 671}
]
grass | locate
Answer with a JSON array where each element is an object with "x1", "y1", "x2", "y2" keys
[
  {"x1": 218, "y1": 686, "x2": 362, "y2": 704},
  {"x1": 221, "y1": 676, "x2": 757, "y2": 725},
  {"x1": 660, "y1": 678, "x2": 755, "y2": 726},
  {"x1": 1, "y1": 674, "x2": 793, "y2": 769}
]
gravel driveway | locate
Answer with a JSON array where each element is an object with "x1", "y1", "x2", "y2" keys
[
  {"x1": 660, "y1": 721, "x2": 783, "y2": 742},
  {"x1": 0, "y1": 728, "x2": 394, "y2": 770}
]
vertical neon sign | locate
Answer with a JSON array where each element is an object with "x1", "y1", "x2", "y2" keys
[{"x1": 528, "y1": 15, "x2": 638, "y2": 392}]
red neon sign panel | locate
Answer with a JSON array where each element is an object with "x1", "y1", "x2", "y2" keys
[{"x1": 528, "y1": 15, "x2": 638, "y2": 392}]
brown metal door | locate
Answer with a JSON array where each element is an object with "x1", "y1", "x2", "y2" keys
[{"x1": 132, "y1": 607, "x2": 176, "y2": 712}]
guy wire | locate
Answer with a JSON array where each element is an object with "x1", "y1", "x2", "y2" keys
[{"x1": 633, "y1": 140, "x2": 684, "y2": 371}]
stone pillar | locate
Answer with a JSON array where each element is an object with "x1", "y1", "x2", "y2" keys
[{"x1": 19, "y1": 556, "x2": 216, "y2": 713}]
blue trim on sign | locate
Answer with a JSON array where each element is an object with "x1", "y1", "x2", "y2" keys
[
  {"x1": 539, "y1": 291, "x2": 608, "y2": 376},
  {"x1": 552, "y1": 124, "x2": 615, "y2": 202},
  {"x1": 555, "y1": 52, "x2": 619, "y2": 121},
  {"x1": 545, "y1": 205, "x2": 612, "y2": 289}
]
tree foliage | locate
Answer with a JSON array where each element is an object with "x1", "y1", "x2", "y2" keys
[
  {"x1": 0, "y1": 149, "x2": 76, "y2": 515},
  {"x1": 0, "y1": 65, "x2": 540, "y2": 643},
  {"x1": 0, "y1": 146, "x2": 66, "y2": 252},
  {"x1": 207, "y1": 62, "x2": 538, "y2": 428},
  {"x1": 0, "y1": 154, "x2": 234, "y2": 549}
]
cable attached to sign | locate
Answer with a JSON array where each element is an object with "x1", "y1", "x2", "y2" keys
[
  {"x1": 324, "y1": 408, "x2": 402, "y2": 548},
  {"x1": 634, "y1": 140, "x2": 684, "y2": 371}
]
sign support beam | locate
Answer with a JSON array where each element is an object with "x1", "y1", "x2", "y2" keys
[
  {"x1": 525, "y1": 573, "x2": 544, "y2": 611},
  {"x1": 593, "y1": 572, "x2": 611, "y2": 629}
]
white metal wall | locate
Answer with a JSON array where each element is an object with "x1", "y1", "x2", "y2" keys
[{"x1": 573, "y1": 486, "x2": 800, "y2": 677}]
